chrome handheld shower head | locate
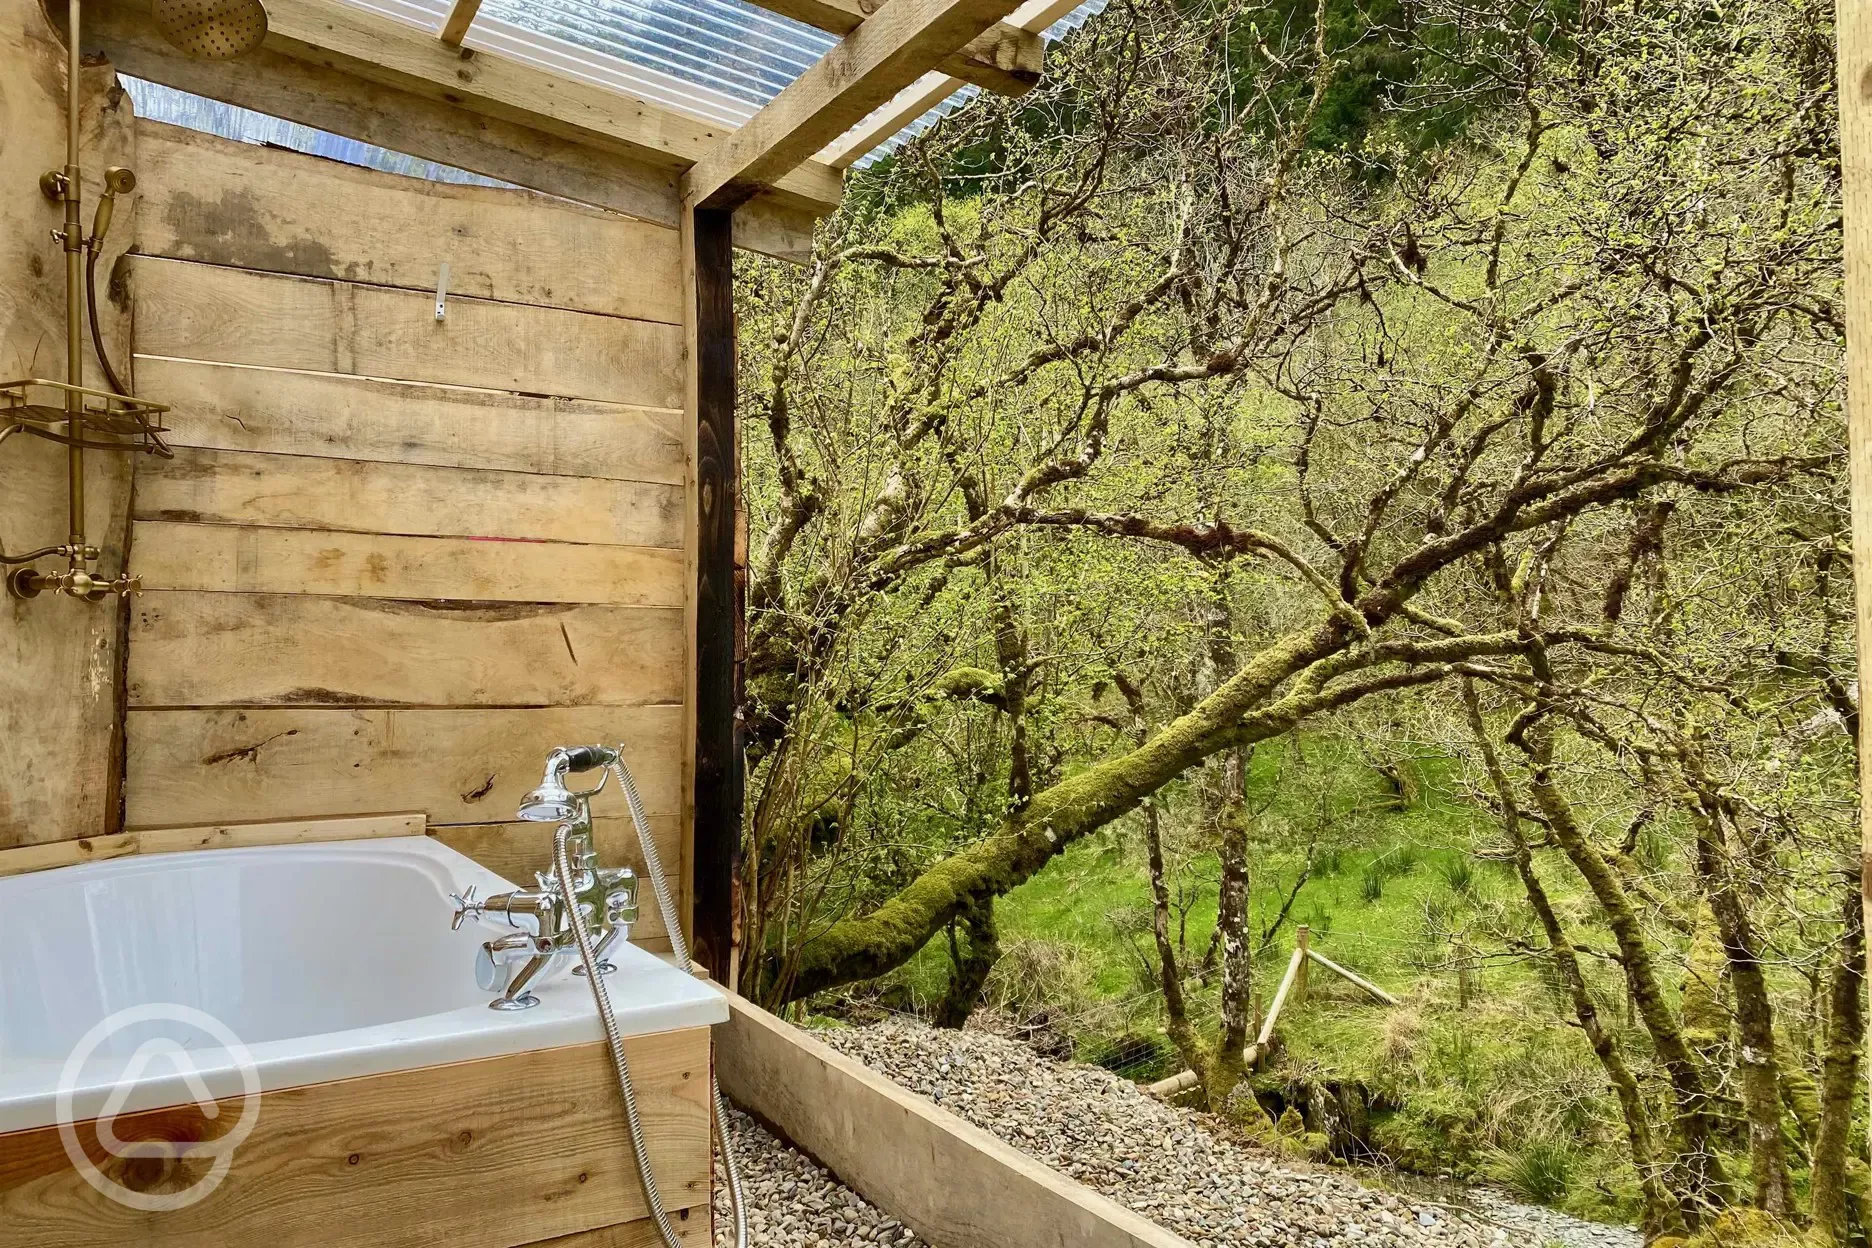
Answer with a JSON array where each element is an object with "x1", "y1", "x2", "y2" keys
[
  {"x1": 516, "y1": 776, "x2": 579, "y2": 823},
  {"x1": 516, "y1": 744, "x2": 621, "y2": 822}
]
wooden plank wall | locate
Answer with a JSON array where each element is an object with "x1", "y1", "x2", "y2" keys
[{"x1": 121, "y1": 122, "x2": 691, "y2": 943}]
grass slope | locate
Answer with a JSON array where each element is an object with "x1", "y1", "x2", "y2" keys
[{"x1": 881, "y1": 737, "x2": 1644, "y2": 1223}]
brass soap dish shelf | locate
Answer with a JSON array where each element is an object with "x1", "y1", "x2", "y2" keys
[{"x1": 1, "y1": 378, "x2": 172, "y2": 455}]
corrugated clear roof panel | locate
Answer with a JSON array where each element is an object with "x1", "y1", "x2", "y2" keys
[
  {"x1": 128, "y1": 0, "x2": 1114, "y2": 188},
  {"x1": 483, "y1": 0, "x2": 834, "y2": 107}
]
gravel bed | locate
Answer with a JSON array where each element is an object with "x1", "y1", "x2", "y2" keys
[
  {"x1": 713, "y1": 1107, "x2": 927, "y2": 1247},
  {"x1": 807, "y1": 1020, "x2": 1631, "y2": 1248},
  {"x1": 707, "y1": 1018, "x2": 1640, "y2": 1248},
  {"x1": 1468, "y1": 1191, "x2": 1642, "y2": 1248}
]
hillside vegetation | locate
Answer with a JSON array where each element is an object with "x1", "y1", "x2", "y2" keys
[{"x1": 731, "y1": 0, "x2": 1857, "y2": 1242}]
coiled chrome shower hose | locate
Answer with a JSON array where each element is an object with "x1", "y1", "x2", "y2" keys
[{"x1": 551, "y1": 753, "x2": 747, "y2": 1248}]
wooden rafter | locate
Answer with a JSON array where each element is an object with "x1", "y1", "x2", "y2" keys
[
  {"x1": 748, "y1": 0, "x2": 1043, "y2": 96},
  {"x1": 682, "y1": 0, "x2": 1028, "y2": 210},
  {"x1": 817, "y1": 0, "x2": 1084, "y2": 168},
  {"x1": 437, "y1": 0, "x2": 482, "y2": 46}
]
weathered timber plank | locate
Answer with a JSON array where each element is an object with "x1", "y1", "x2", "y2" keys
[
  {"x1": 0, "y1": 813, "x2": 426, "y2": 878},
  {"x1": 133, "y1": 357, "x2": 684, "y2": 484},
  {"x1": 130, "y1": 257, "x2": 684, "y2": 408},
  {"x1": 717, "y1": 994, "x2": 1194, "y2": 1248},
  {"x1": 125, "y1": 705, "x2": 683, "y2": 827},
  {"x1": 248, "y1": 0, "x2": 844, "y2": 211},
  {"x1": 435, "y1": 814, "x2": 681, "y2": 947},
  {"x1": 437, "y1": 0, "x2": 483, "y2": 46},
  {"x1": 137, "y1": 122, "x2": 683, "y2": 323},
  {"x1": 128, "y1": 594, "x2": 684, "y2": 709},
  {"x1": 0, "y1": 1031, "x2": 710, "y2": 1248},
  {"x1": 132, "y1": 522, "x2": 684, "y2": 606},
  {"x1": 136, "y1": 448, "x2": 683, "y2": 549}
]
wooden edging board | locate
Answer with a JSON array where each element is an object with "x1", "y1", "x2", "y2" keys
[
  {"x1": 714, "y1": 991, "x2": 1195, "y2": 1248},
  {"x1": 0, "y1": 813, "x2": 426, "y2": 878}
]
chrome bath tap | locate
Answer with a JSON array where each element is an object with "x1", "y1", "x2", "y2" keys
[{"x1": 449, "y1": 746, "x2": 639, "y2": 1010}]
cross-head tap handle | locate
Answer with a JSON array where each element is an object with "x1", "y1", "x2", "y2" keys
[{"x1": 449, "y1": 885, "x2": 482, "y2": 930}]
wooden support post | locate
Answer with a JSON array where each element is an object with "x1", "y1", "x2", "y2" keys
[
  {"x1": 1305, "y1": 949, "x2": 1399, "y2": 1006},
  {"x1": 1837, "y1": 0, "x2": 1872, "y2": 1158},
  {"x1": 1255, "y1": 945, "x2": 1307, "y2": 1051},
  {"x1": 1456, "y1": 937, "x2": 1476, "y2": 1009},
  {"x1": 1294, "y1": 924, "x2": 1310, "y2": 1002},
  {"x1": 691, "y1": 207, "x2": 742, "y2": 984}
]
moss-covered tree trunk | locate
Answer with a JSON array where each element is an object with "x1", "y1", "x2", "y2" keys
[
  {"x1": 1514, "y1": 721, "x2": 1729, "y2": 1218},
  {"x1": 772, "y1": 618, "x2": 1356, "y2": 999},
  {"x1": 1687, "y1": 800, "x2": 1795, "y2": 1216},
  {"x1": 1201, "y1": 562, "x2": 1257, "y2": 1111},
  {"x1": 1463, "y1": 684, "x2": 1685, "y2": 1239},
  {"x1": 934, "y1": 897, "x2": 1000, "y2": 1029},
  {"x1": 1811, "y1": 869, "x2": 1866, "y2": 1246}
]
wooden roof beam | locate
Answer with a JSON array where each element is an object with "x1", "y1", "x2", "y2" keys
[
  {"x1": 683, "y1": 0, "x2": 1027, "y2": 210},
  {"x1": 162, "y1": 0, "x2": 843, "y2": 216},
  {"x1": 815, "y1": 0, "x2": 1083, "y2": 169},
  {"x1": 748, "y1": 0, "x2": 1042, "y2": 96}
]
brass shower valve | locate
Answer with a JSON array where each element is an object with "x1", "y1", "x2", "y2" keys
[{"x1": 6, "y1": 566, "x2": 141, "y2": 600}]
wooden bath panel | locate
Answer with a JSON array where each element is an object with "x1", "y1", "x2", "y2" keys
[
  {"x1": 0, "y1": 1030, "x2": 712, "y2": 1248},
  {"x1": 525, "y1": 1216, "x2": 707, "y2": 1247}
]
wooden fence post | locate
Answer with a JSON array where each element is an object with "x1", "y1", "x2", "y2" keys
[{"x1": 1456, "y1": 937, "x2": 1476, "y2": 1009}]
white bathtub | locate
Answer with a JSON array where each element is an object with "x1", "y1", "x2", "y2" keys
[{"x1": 0, "y1": 835, "x2": 726, "y2": 1133}]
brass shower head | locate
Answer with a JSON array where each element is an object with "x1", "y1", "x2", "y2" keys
[{"x1": 151, "y1": 0, "x2": 268, "y2": 59}]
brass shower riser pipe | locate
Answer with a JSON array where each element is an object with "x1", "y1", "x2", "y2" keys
[{"x1": 63, "y1": 0, "x2": 84, "y2": 569}]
